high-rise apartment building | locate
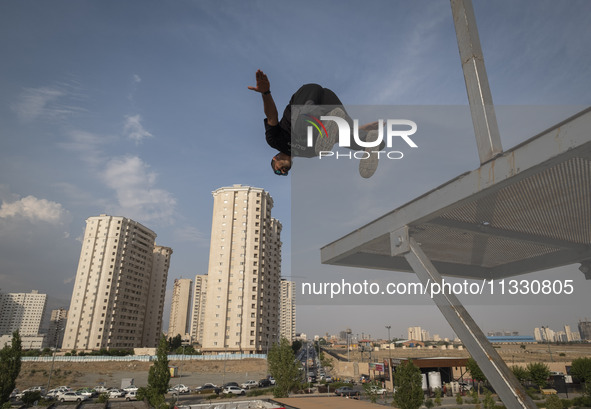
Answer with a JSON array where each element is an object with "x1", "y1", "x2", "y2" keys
[
  {"x1": 47, "y1": 308, "x2": 68, "y2": 348},
  {"x1": 0, "y1": 290, "x2": 47, "y2": 336},
  {"x1": 579, "y1": 320, "x2": 591, "y2": 340},
  {"x1": 62, "y1": 215, "x2": 172, "y2": 351},
  {"x1": 143, "y1": 245, "x2": 172, "y2": 347},
  {"x1": 408, "y1": 326, "x2": 422, "y2": 341},
  {"x1": 279, "y1": 279, "x2": 296, "y2": 343},
  {"x1": 201, "y1": 185, "x2": 282, "y2": 354},
  {"x1": 168, "y1": 278, "x2": 193, "y2": 340},
  {"x1": 190, "y1": 274, "x2": 208, "y2": 345}
]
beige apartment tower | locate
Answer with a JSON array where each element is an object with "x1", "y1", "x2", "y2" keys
[
  {"x1": 167, "y1": 278, "x2": 193, "y2": 340},
  {"x1": 201, "y1": 185, "x2": 282, "y2": 354},
  {"x1": 190, "y1": 274, "x2": 208, "y2": 345},
  {"x1": 0, "y1": 290, "x2": 47, "y2": 337},
  {"x1": 62, "y1": 215, "x2": 172, "y2": 351},
  {"x1": 279, "y1": 280, "x2": 296, "y2": 343}
]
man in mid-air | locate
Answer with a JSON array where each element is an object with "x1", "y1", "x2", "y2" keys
[{"x1": 248, "y1": 69, "x2": 382, "y2": 178}]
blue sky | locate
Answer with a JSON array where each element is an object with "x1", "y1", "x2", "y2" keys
[{"x1": 1, "y1": 0, "x2": 591, "y2": 340}]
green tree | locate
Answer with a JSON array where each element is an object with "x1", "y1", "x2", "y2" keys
[
  {"x1": 526, "y1": 362, "x2": 550, "y2": 390},
  {"x1": 466, "y1": 358, "x2": 486, "y2": 395},
  {"x1": 466, "y1": 358, "x2": 486, "y2": 382},
  {"x1": 139, "y1": 335, "x2": 171, "y2": 409},
  {"x1": 570, "y1": 357, "x2": 591, "y2": 397},
  {"x1": 392, "y1": 361, "x2": 424, "y2": 409},
  {"x1": 21, "y1": 391, "x2": 42, "y2": 406},
  {"x1": 291, "y1": 340, "x2": 302, "y2": 354},
  {"x1": 268, "y1": 338, "x2": 300, "y2": 398},
  {"x1": 168, "y1": 334, "x2": 182, "y2": 352},
  {"x1": 482, "y1": 391, "x2": 495, "y2": 409},
  {"x1": 511, "y1": 365, "x2": 529, "y2": 383},
  {"x1": 571, "y1": 357, "x2": 591, "y2": 383},
  {"x1": 545, "y1": 394, "x2": 563, "y2": 409},
  {"x1": 0, "y1": 331, "x2": 22, "y2": 405}
]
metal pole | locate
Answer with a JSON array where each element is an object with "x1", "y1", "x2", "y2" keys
[
  {"x1": 386, "y1": 326, "x2": 392, "y2": 361},
  {"x1": 542, "y1": 327, "x2": 554, "y2": 362},
  {"x1": 450, "y1": 0, "x2": 503, "y2": 164},
  {"x1": 394, "y1": 231, "x2": 537, "y2": 409}
]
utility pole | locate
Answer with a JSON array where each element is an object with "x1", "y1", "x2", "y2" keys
[{"x1": 386, "y1": 325, "x2": 392, "y2": 361}]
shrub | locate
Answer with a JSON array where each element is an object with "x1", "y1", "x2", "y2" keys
[
  {"x1": 21, "y1": 391, "x2": 42, "y2": 406},
  {"x1": 206, "y1": 394, "x2": 219, "y2": 400},
  {"x1": 97, "y1": 393, "x2": 108, "y2": 403},
  {"x1": 425, "y1": 398, "x2": 434, "y2": 408},
  {"x1": 456, "y1": 394, "x2": 464, "y2": 405},
  {"x1": 545, "y1": 395, "x2": 563, "y2": 409}
]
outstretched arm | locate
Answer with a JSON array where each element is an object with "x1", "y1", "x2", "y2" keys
[{"x1": 248, "y1": 69, "x2": 279, "y2": 126}]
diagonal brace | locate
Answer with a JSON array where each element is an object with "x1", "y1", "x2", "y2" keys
[{"x1": 393, "y1": 231, "x2": 536, "y2": 409}]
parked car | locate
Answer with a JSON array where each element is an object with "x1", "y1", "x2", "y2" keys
[
  {"x1": 123, "y1": 385, "x2": 138, "y2": 393},
  {"x1": 60, "y1": 392, "x2": 89, "y2": 403},
  {"x1": 222, "y1": 386, "x2": 246, "y2": 396},
  {"x1": 195, "y1": 383, "x2": 221, "y2": 394},
  {"x1": 125, "y1": 391, "x2": 138, "y2": 401},
  {"x1": 258, "y1": 379, "x2": 272, "y2": 388},
  {"x1": 94, "y1": 386, "x2": 108, "y2": 393},
  {"x1": 267, "y1": 376, "x2": 276, "y2": 385},
  {"x1": 168, "y1": 384, "x2": 190, "y2": 394},
  {"x1": 369, "y1": 385, "x2": 387, "y2": 395},
  {"x1": 241, "y1": 380, "x2": 259, "y2": 389},
  {"x1": 222, "y1": 382, "x2": 240, "y2": 389},
  {"x1": 10, "y1": 389, "x2": 20, "y2": 399},
  {"x1": 77, "y1": 388, "x2": 96, "y2": 398},
  {"x1": 108, "y1": 389, "x2": 126, "y2": 398},
  {"x1": 324, "y1": 376, "x2": 333, "y2": 383},
  {"x1": 335, "y1": 386, "x2": 359, "y2": 397}
]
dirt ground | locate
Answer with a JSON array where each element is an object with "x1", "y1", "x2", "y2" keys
[{"x1": 16, "y1": 358, "x2": 268, "y2": 391}]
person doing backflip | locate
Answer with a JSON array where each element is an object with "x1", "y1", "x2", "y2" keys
[{"x1": 248, "y1": 69, "x2": 383, "y2": 178}]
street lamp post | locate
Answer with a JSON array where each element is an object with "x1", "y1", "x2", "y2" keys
[
  {"x1": 385, "y1": 325, "x2": 392, "y2": 361},
  {"x1": 542, "y1": 326, "x2": 554, "y2": 362}
]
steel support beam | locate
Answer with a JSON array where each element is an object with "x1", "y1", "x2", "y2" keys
[
  {"x1": 398, "y1": 235, "x2": 537, "y2": 409},
  {"x1": 451, "y1": 0, "x2": 503, "y2": 164}
]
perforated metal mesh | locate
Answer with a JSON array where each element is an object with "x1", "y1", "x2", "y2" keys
[{"x1": 411, "y1": 155, "x2": 591, "y2": 271}]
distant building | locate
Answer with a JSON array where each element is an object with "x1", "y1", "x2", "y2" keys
[
  {"x1": 168, "y1": 278, "x2": 193, "y2": 340},
  {"x1": 408, "y1": 326, "x2": 422, "y2": 341},
  {"x1": 200, "y1": 185, "x2": 282, "y2": 354},
  {"x1": 190, "y1": 274, "x2": 208, "y2": 345},
  {"x1": 47, "y1": 308, "x2": 68, "y2": 348},
  {"x1": 579, "y1": 320, "x2": 591, "y2": 340},
  {"x1": 487, "y1": 335, "x2": 535, "y2": 343},
  {"x1": 279, "y1": 279, "x2": 296, "y2": 343},
  {"x1": 0, "y1": 290, "x2": 47, "y2": 337},
  {"x1": 62, "y1": 215, "x2": 172, "y2": 351}
]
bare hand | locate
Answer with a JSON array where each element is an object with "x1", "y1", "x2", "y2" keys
[{"x1": 248, "y1": 69, "x2": 271, "y2": 93}]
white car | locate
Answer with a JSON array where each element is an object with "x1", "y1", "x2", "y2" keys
[
  {"x1": 168, "y1": 384, "x2": 190, "y2": 394},
  {"x1": 125, "y1": 391, "x2": 138, "y2": 401},
  {"x1": 94, "y1": 386, "x2": 107, "y2": 393},
  {"x1": 108, "y1": 389, "x2": 126, "y2": 398},
  {"x1": 222, "y1": 386, "x2": 246, "y2": 396},
  {"x1": 46, "y1": 389, "x2": 61, "y2": 399},
  {"x1": 369, "y1": 385, "x2": 388, "y2": 395},
  {"x1": 240, "y1": 380, "x2": 259, "y2": 389},
  {"x1": 60, "y1": 392, "x2": 88, "y2": 403},
  {"x1": 123, "y1": 385, "x2": 138, "y2": 393}
]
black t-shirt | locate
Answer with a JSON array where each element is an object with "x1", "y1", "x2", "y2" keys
[{"x1": 264, "y1": 118, "x2": 316, "y2": 158}]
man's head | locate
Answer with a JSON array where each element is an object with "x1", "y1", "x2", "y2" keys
[{"x1": 271, "y1": 152, "x2": 292, "y2": 176}]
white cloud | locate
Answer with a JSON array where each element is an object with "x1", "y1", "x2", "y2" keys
[
  {"x1": 124, "y1": 114, "x2": 153, "y2": 143},
  {"x1": 102, "y1": 156, "x2": 176, "y2": 224},
  {"x1": 0, "y1": 195, "x2": 69, "y2": 224},
  {"x1": 173, "y1": 225, "x2": 207, "y2": 244},
  {"x1": 12, "y1": 84, "x2": 86, "y2": 122},
  {"x1": 133, "y1": 74, "x2": 142, "y2": 83}
]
